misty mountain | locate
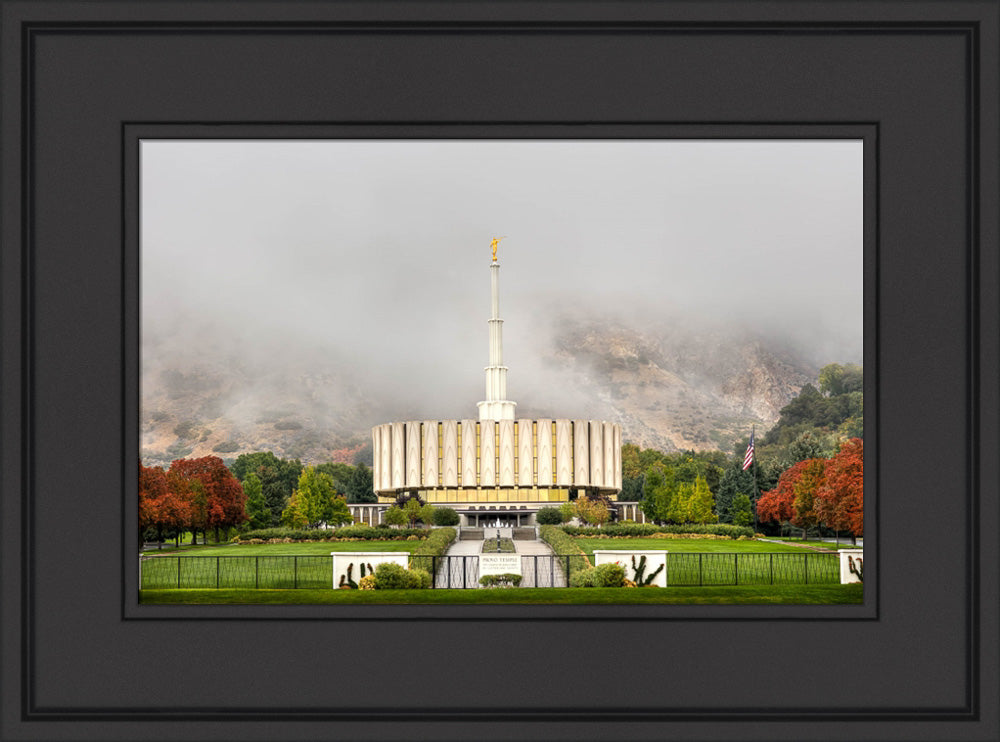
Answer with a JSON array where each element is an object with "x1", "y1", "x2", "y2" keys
[{"x1": 140, "y1": 315, "x2": 817, "y2": 469}]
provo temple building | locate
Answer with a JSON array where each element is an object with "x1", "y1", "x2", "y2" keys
[{"x1": 359, "y1": 241, "x2": 622, "y2": 527}]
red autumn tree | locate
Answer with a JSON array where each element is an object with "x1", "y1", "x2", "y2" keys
[
  {"x1": 815, "y1": 437, "x2": 864, "y2": 540},
  {"x1": 757, "y1": 458, "x2": 824, "y2": 537},
  {"x1": 169, "y1": 456, "x2": 247, "y2": 543},
  {"x1": 139, "y1": 462, "x2": 191, "y2": 547}
]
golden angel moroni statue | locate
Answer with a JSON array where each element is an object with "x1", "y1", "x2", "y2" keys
[{"x1": 490, "y1": 236, "x2": 506, "y2": 261}]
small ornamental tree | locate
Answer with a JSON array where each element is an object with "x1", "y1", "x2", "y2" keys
[
  {"x1": 403, "y1": 497, "x2": 424, "y2": 527},
  {"x1": 816, "y1": 437, "x2": 864, "y2": 541},
  {"x1": 382, "y1": 505, "x2": 407, "y2": 528},
  {"x1": 575, "y1": 496, "x2": 610, "y2": 527},
  {"x1": 558, "y1": 501, "x2": 576, "y2": 524}
]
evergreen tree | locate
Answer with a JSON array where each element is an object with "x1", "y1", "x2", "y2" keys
[{"x1": 346, "y1": 463, "x2": 376, "y2": 503}]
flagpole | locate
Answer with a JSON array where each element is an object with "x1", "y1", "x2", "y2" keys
[{"x1": 751, "y1": 425, "x2": 759, "y2": 532}]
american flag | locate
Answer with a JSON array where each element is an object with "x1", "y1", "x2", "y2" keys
[{"x1": 742, "y1": 428, "x2": 755, "y2": 471}]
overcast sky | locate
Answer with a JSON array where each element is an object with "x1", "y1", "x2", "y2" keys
[{"x1": 141, "y1": 139, "x2": 862, "y2": 417}]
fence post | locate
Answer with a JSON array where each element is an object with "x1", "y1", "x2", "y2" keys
[
  {"x1": 804, "y1": 553, "x2": 809, "y2": 584},
  {"x1": 463, "y1": 555, "x2": 467, "y2": 589},
  {"x1": 770, "y1": 553, "x2": 774, "y2": 585},
  {"x1": 699, "y1": 553, "x2": 703, "y2": 586},
  {"x1": 734, "y1": 553, "x2": 739, "y2": 586},
  {"x1": 534, "y1": 555, "x2": 538, "y2": 588},
  {"x1": 255, "y1": 556, "x2": 259, "y2": 589},
  {"x1": 294, "y1": 556, "x2": 298, "y2": 589},
  {"x1": 177, "y1": 557, "x2": 181, "y2": 588},
  {"x1": 217, "y1": 556, "x2": 220, "y2": 588},
  {"x1": 565, "y1": 555, "x2": 570, "y2": 587}
]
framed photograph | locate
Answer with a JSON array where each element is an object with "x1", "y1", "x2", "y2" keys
[{"x1": 1, "y1": 1, "x2": 996, "y2": 741}]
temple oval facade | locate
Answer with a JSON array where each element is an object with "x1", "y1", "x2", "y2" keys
[{"x1": 368, "y1": 246, "x2": 622, "y2": 526}]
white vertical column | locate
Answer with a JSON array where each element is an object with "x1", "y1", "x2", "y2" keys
[
  {"x1": 372, "y1": 427, "x2": 382, "y2": 492},
  {"x1": 480, "y1": 419, "x2": 496, "y2": 486},
  {"x1": 555, "y1": 419, "x2": 573, "y2": 486},
  {"x1": 589, "y1": 422, "x2": 603, "y2": 487},
  {"x1": 422, "y1": 421, "x2": 438, "y2": 487},
  {"x1": 405, "y1": 421, "x2": 421, "y2": 487},
  {"x1": 603, "y1": 422, "x2": 616, "y2": 488},
  {"x1": 574, "y1": 420, "x2": 590, "y2": 486},
  {"x1": 443, "y1": 420, "x2": 458, "y2": 487},
  {"x1": 379, "y1": 425, "x2": 392, "y2": 490},
  {"x1": 461, "y1": 420, "x2": 477, "y2": 487},
  {"x1": 536, "y1": 419, "x2": 553, "y2": 486},
  {"x1": 517, "y1": 420, "x2": 534, "y2": 486},
  {"x1": 499, "y1": 419, "x2": 515, "y2": 486},
  {"x1": 391, "y1": 422, "x2": 405, "y2": 489}
]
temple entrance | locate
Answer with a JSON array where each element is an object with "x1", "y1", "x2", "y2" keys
[{"x1": 464, "y1": 508, "x2": 533, "y2": 528}]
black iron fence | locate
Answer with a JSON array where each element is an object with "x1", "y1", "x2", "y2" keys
[{"x1": 139, "y1": 552, "x2": 840, "y2": 590}]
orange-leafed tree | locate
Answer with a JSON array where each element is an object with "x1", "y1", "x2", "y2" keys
[
  {"x1": 816, "y1": 438, "x2": 864, "y2": 541},
  {"x1": 140, "y1": 462, "x2": 191, "y2": 547},
  {"x1": 791, "y1": 458, "x2": 827, "y2": 534},
  {"x1": 757, "y1": 458, "x2": 824, "y2": 537},
  {"x1": 169, "y1": 456, "x2": 247, "y2": 543}
]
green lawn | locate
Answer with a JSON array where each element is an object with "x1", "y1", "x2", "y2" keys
[
  {"x1": 141, "y1": 584, "x2": 863, "y2": 605},
  {"x1": 769, "y1": 538, "x2": 861, "y2": 550},
  {"x1": 140, "y1": 541, "x2": 421, "y2": 590},
  {"x1": 574, "y1": 539, "x2": 841, "y2": 585},
  {"x1": 146, "y1": 541, "x2": 418, "y2": 557},
  {"x1": 574, "y1": 538, "x2": 822, "y2": 555}
]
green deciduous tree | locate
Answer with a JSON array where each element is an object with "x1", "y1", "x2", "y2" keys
[
  {"x1": 242, "y1": 471, "x2": 270, "y2": 529},
  {"x1": 686, "y1": 475, "x2": 716, "y2": 524},
  {"x1": 295, "y1": 466, "x2": 339, "y2": 527},
  {"x1": 731, "y1": 494, "x2": 753, "y2": 527},
  {"x1": 280, "y1": 492, "x2": 308, "y2": 529},
  {"x1": 382, "y1": 505, "x2": 407, "y2": 527}
]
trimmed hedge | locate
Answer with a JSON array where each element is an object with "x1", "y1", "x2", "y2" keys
[
  {"x1": 373, "y1": 562, "x2": 432, "y2": 589},
  {"x1": 479, "y1": 573, "x2": 523, "y2": 588},
  {"x1": 232, "y1": 525, "x2": 429, "y2": 542},
  {"x1": 559, "y1": 523, "x2": 754, "y2": 539},
  {"x1": 539, "y1": 525, "x2": 592, "y2": 585},
  {"x1": 570, "y1": 562, "x2": 626, "y2": 588},
  {"x1": 535, "y1": 506, "x2": 564, "y2": 525},
  {"x1": 408, "y1": 527, "x2": 457, "y2": 575}
]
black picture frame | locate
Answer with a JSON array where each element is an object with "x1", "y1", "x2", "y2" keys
[{"x1": 1, "y1": 2, "x2": 996, "y2": 741}]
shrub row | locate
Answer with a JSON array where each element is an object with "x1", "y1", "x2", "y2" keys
[
  {"x1": 570, "y1": 562, "x2": 626, "y2": 588},
  {"x1": 233, "y1": 525, "x2": 429, "y2": 542},
  {"x1": 539, "y1": 525, "x2": 592, "y2": 585},
  {"x1": 408, "y1": 527, "x2": 457, "y2": 576},
  {"x1": 559, "y1": 523, "x2": 754, "y2": 539},
  {"x1": 479, "y1": 573, "x2": 522, "y2": 588},
  {"x1": 373, "y1": 563, "x2": 432, "y2": 589}
]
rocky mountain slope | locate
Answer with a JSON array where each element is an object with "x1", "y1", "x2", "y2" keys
[{"x1": 141, "y1": 317, "x2": 817, "y2": 468}]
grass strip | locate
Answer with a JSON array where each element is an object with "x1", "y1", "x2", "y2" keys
[{"x1": 141, "y1": 584, "x2": 863, "y2": 605}]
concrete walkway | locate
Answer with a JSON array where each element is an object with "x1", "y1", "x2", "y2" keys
[{"x1": 436, "y1": 534, "x2": 566, "y2": 588}]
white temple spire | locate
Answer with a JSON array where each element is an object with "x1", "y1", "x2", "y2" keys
[{"x1": 477, "y1": 239, "x2": 517, "y2": 421}]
